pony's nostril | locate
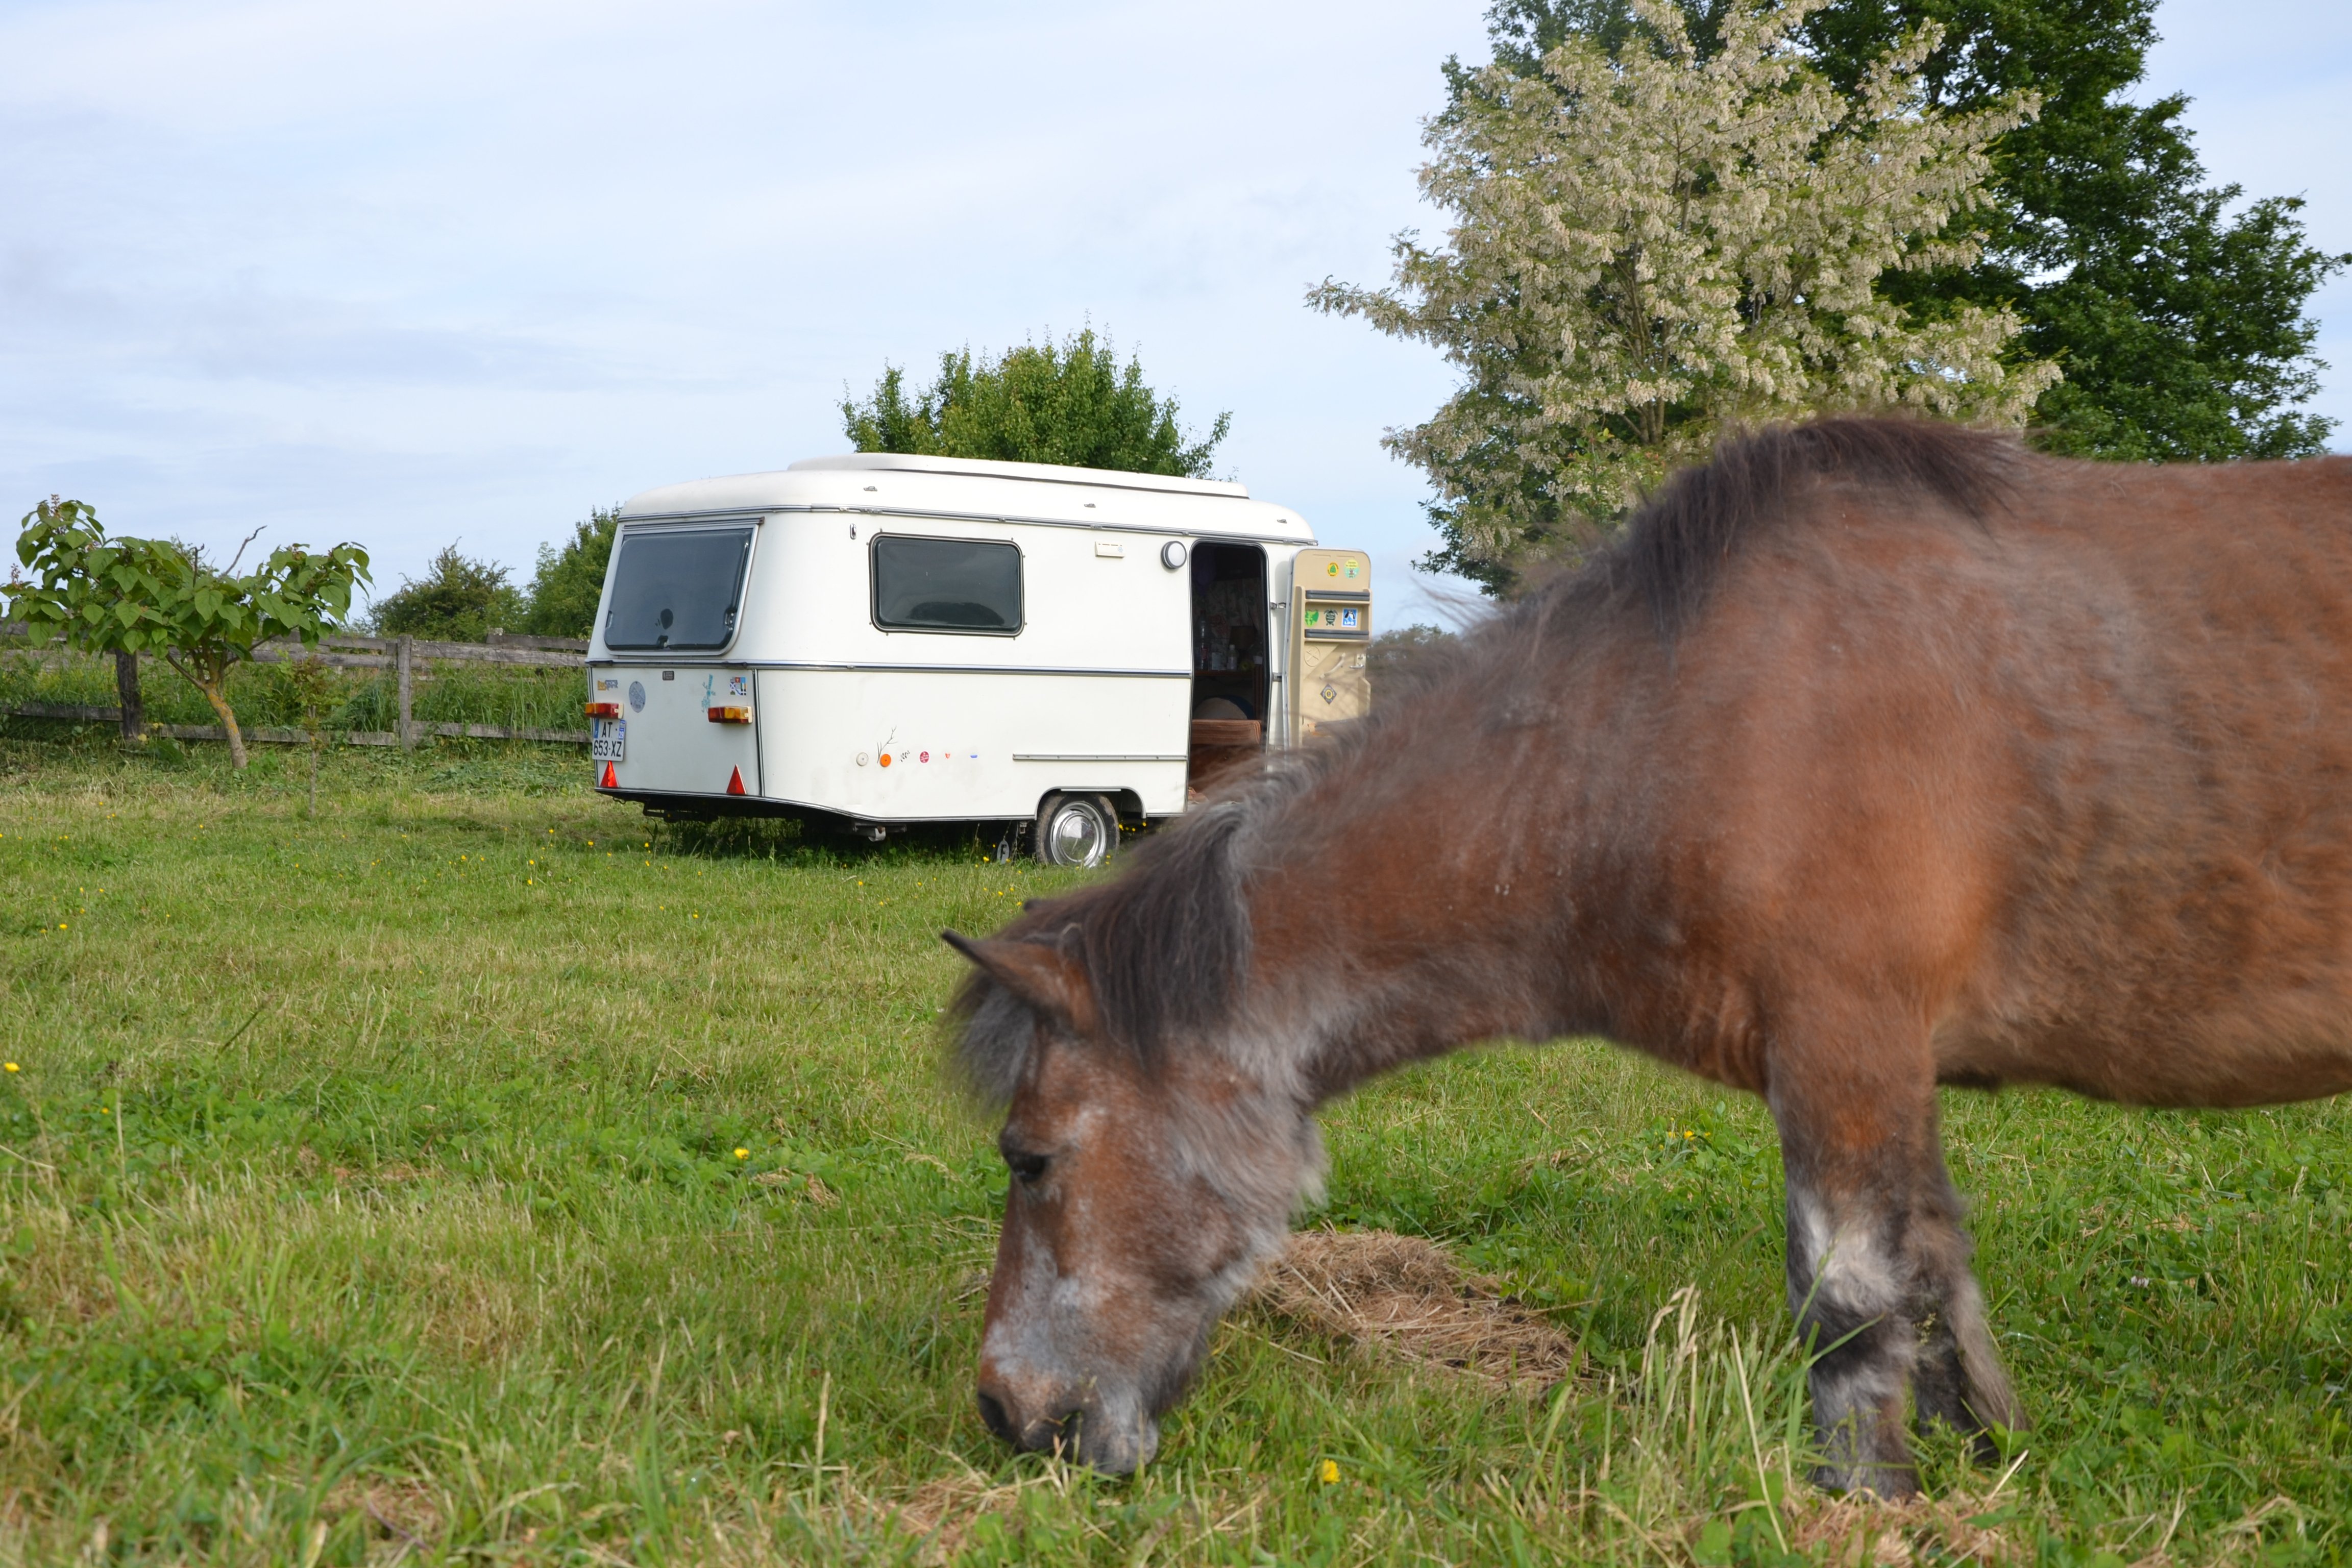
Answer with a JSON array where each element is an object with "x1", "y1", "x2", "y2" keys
[
  {"x1": 976, "y1": 1389, "x2": 1016, "y2": 1443},
  {"x1": 1042, "y1": 1406, "x2": 1085, "y2": 1455}
]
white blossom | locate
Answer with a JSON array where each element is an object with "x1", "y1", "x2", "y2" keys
[{"x1": 1313, "y1": 0, "x2": 2061, "y2": 574}]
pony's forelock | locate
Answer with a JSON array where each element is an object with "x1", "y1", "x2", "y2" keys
[{"x1": 948, "y1": 804, "x2": 1255, "y2": 1106}]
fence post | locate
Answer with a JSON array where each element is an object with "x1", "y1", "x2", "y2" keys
[
  {"x1": 114, "y1": 649, "x2": 144, "y2": 742},
  {"x1": 396, "y1": 635, "x2": 416, "y2": 750}
]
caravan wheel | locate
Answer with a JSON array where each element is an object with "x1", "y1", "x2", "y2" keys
[{"x1": 1037, "y1": 794, "x2": 1119, "y2": 868}]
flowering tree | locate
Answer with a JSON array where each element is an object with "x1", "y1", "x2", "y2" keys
[
  {"x1": 7, "y1": 498, "x2": 370, "y2": 769},
  {"x1": 1312, "y1": 0, "x2": 2059, "y2": 589}
]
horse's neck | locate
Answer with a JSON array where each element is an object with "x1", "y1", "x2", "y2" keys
[{"x1": 1240, "y1": 736, "x2": 1611, "y2": 1105}]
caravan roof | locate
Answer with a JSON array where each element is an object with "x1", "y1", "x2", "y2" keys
[
  {"x1": 619, "y1": 453, "x2": 1312, "y2": 544},
  {"x1": 787, "y1": 452, "x2": 1246, "y2": 497}
]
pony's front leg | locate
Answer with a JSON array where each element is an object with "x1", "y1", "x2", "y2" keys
[{"x1": 1767, "y1": 1051, "x2": 2018, "y2": 1498}]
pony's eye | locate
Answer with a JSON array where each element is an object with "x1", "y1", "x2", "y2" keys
[{"x1": 1004, "y1": 1148, "x2": 1050, "y2": 1184}]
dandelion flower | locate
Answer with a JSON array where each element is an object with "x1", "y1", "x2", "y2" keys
[
  {"x1": 734, "y1": 1148, "x2": 749, "y2": 1160},
  {"x1": 4, "y1": 1062, "x2": 17, "y2": 1073},
  {"x1": 1318, "y1": 1460, "x2": 1339, "y2": 1484}
]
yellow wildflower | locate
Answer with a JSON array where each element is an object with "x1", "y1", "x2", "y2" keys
[
  {"x1": 734, "y1": 1148, "x2": 749, "y2": 1160},
  {"x1": 1318, "y1": 1460, "x2": 1339, "y2": 1484}
]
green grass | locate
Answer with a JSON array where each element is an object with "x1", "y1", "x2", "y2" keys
[{"x1": 3, "y1": 732, "x2": 2350, "y2": 1564}]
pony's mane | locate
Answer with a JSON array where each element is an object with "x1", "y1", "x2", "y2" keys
[
  {"x1": 1622, "y1": 418, "x2": 2022, "y2": 634},
  {"x1": 947, "y1": 416, "x2": 2026, "y2": 1100}
]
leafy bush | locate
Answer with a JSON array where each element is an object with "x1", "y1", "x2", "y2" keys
[
  {"x1": 519, "y1": 508, "x2": 619, "y2": 639},
  {"x1": 368, "y1": 545, "x2": 524, "y2": 642},
  {"x1": 842, "y1": 328, "x2": 1230, "y2": 477}
]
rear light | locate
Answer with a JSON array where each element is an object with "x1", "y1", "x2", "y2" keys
[
  {"x1": 707, "y1": 705, "x2": 753, "y2": 724},
  {"x1": 585, "y1": 702, "x2": 621, "y2": 718}
]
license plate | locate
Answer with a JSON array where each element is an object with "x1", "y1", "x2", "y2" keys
[{"x1": 592, "y1": 718, "x2": 625, "y2": 762}]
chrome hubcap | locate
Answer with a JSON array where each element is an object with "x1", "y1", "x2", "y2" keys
[{"x1": 1049, "y1": 805, "x2": 1108, "y2": 866}]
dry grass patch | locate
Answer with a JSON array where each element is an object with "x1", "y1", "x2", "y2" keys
[
  {"x1": 884, "y1": 1472, "x2": 1031, "y2": 1564},
  {"x1": 1253, "y1": 1227, "x2": 1582, "y2": 1392},
  {"x1": 323, "y1": 1478, "x2": 446, "y2": 1563},
  {"x1": 1779, "y1": 1490, "x2": 2036, "y2": 1566}
]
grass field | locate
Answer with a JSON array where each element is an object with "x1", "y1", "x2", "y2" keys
[{"x1": 4, "y1": 730, "x2": 2351, "y2": 1565}]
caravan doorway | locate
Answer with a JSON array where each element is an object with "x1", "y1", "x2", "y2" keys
[{"x1": 1187, "y1": 543, "x2": 1268, "y2": 798}]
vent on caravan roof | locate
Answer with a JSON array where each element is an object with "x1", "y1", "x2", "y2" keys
[{"x1": 788, "y1": 452, "x2": 1247, "y2": 499}]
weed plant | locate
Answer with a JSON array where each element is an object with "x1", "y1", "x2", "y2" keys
[{"x1": 1, "y1": 737, "x2": 2347, "y2": 1563}]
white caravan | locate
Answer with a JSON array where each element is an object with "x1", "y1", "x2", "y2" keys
[{"x1": 583, "y1": 452, "x2": 1373, "y2": 864}]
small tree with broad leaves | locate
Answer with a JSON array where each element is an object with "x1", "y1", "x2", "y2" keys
[{"x1": 6, "y1": 498, "x2": 370, "y2": 769}]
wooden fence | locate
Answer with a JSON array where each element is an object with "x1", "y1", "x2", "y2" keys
[{"x1": 3, "y1": 628, "x2": 593, "y2": 748}]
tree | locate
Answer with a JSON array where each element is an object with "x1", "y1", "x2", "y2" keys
[
  {"x1": 368, "y1": 545, "x2": 523, "y2": 642},
  {"x1": 6, "y1": 498, "x2": 369, "y2": 769},
  {"x1": 1367, "y1": 622, "x2": 1460, "y2": 681},
  {"x1": 842, "y1": 328, "x2": 1231, "y2": 477},
  {"x1": 1477, "y1": 0, "x2": 2351, "y2": 463},
  {"x1": 1316, "y1": 0, "x2": 2051, "y2": 590},
  {"x1": 520, "y1": 507, "x2": 620, "y2": 639}
]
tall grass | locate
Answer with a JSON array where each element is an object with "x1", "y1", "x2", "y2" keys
[
  {"x1": 1, "y1": 734, "x2": 2346, "y2": 1563},
  {"x1": 0, "y1": 644, "x2": 587, "y2": 734}
]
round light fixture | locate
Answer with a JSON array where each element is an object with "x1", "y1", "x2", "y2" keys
[{"x1": 1160, "y1": 541, "x2": 1188, "y2": 570}]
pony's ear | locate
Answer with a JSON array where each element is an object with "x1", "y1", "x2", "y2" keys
[{"x1": 943, "y1": 932, "x2": 1100, "y2": 1036}]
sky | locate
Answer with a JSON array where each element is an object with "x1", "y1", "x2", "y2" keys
[{"x1": 4, "y1": 0, "x2": 2348, "y2": 628}]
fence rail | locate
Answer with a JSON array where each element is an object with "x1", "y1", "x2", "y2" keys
[
  {"x1": 4, "y1": 628, "x2": 593, "y2": 748},
  {"x1": 249, "y1": 631, "x2": 589, "y2": 670},
  {"x1": 7, "y1": 702, "x2": 589, "y2": 747}
]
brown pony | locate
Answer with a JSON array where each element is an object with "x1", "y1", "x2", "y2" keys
[{"x1": 944, "y1": 419, "x2": 2352, "y2": 1496}]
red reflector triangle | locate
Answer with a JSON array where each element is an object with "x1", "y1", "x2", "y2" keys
[
  {"x1": 725, "y1": 766, "x2": 747, "y2": 796},
  {"x1": 599, "y1": 761, "x2": 617, "y2": 789}
]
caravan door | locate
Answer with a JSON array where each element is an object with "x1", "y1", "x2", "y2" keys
[{"x1": 1185, "y1": 542, "x2": 1270, "y2": 797}]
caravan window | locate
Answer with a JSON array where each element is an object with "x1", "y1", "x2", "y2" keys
[
  {"x1": 604, "y1": 525, "x2": 755, "y2": 651},
  {"x1": 871, "y1": 535, "x2": 1023, "y2": 633}
]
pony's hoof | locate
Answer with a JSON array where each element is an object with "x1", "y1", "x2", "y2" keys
[{"x1": 1810, "y1": 1462, "x2": 1920, "y2": 1501}]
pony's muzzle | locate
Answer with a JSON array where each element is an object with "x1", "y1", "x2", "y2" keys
[{"x1": 974, "y1": 1380, "x2": 1157, "y2": 1474}]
